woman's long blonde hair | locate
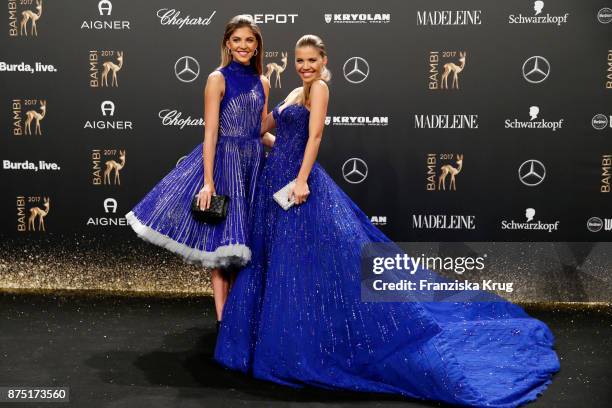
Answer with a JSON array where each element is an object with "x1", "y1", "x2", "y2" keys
[
  {"x1": 219, "y1": 15, "x2": 263, "y2": 75},
  {"x1": 296, "y1": 35, "x2": 331, "y2": 106}
]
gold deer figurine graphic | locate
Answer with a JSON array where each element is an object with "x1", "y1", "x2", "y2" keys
[
  {"x1": 103, "y1": 150, "x2": 126, "y2": 185},
  {"x1": 265, "y1": 52, "x2": 288, "y2": 88},
  {"x1": 101, "y1": 51, "x2": 124, "y2": 87},
  {"x1": 441, "y1": 52, "x2": 466, "y2": 90},
  {"x1": 28, "y1": 197, "x2": 50, "y2": 231},
  {"x1": 20, "y1": 0, "x2": 43, "y2": 36},
  {"x1": 24, "y1": 100, "x2": 46, "y2": 135},
  {"x1": 437, "y1": 154, "x2": 463, "y2": 191}
]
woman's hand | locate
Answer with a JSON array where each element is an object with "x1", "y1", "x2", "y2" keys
[
  {"x1": 290, "y1": 179, "x2": 310, "y2": 205},
  {"x1": 197, "y1": 183, "x2": 216, "y2": 210}
]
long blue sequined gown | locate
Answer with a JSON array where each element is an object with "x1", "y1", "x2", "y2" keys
[
  {"x1": 125, "y1": 60, "x2": 264, "y2": 268},
  {"x1": 214, "y1": 101, "x2": 560, "y2": 407}
]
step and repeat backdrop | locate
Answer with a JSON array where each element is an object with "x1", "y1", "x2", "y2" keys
[{"x1": 1, "y1": 0, "x2": 611, "y2": 297}]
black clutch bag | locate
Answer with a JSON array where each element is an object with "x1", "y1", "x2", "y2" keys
[{"x1": 191, "y1": 193, "x2": 229, "y2": 224}]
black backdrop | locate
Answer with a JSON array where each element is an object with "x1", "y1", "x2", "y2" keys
[{"x1": 1, "y1": 1, "x2": 611, "y2": 249}]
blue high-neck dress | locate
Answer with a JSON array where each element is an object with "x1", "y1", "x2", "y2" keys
[
  {"x1": 125, "y1": 60, "x2": 265, "y2": 268},
  {"x1": 214, "y1": 100, "x2": 560, "y2": 407}
]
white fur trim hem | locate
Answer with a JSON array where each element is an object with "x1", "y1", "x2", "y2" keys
[{"x1": 125, "y1": 211, "x2": 252, "y2": 269}]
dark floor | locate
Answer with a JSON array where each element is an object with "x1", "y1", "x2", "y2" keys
[{"x1": 0, "y1": 292, "x2": 610, "y2": 408}]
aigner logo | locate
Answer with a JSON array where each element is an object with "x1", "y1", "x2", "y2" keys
[
  {"x1": 84, "y1": 100, "x2": 134, "y2": 130},
  {"x1": 343, "y1": 57, "x2": 369, "y2": 84},
  {"x1": 81, "y1": 0, "x2": 131, "y2": 30},
  {"x1": 174, "y1": 56, "x2": 200, "y2": 83},
  {"x1": 522, "y1": 56, "x2": 550, "y2": 84},
  {"x1": 342, "y1": 158, "x2": 368, "y2": 184},
  {"x1": 518, "y1": 159, "x2": 546, "y2": 186}
]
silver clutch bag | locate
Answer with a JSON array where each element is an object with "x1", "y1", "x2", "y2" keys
[{"x1": 273, "y1": 179, "x2": 296, "y2": 210}]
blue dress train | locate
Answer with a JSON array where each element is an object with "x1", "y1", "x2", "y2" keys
[
  {"x1": 214, "y1": 101, "x2": 560, "y2": 407},
  {"x1": 125, "y1": 60, "x2": 265, "y2": 268}
]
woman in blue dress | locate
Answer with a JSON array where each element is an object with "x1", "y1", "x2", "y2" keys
[
  {"x1": 125, "y1": 15, "x2": 273, "y2": 326},
  {"x1": 214, "y1": 35, "x2": 560, "y2": 407}
]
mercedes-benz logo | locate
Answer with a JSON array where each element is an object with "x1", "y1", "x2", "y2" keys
[
  {"x1": 587, "y1": 217, "x2": 603, "y2": 232},
  {"x1": 342, "y1": 157, "x2": 368, "y2": 184},
  {"x1": 592, "y1": 114, "x2": 609, "y2": 130},
  {"x1": 518, "y1": 159, "x2": 546, "y2": 186},
  {"x1": 343, "y1": 57, "x2": 369, "y2": 84},
  {"x1": 175, "y1": 56, "x2": 200, "y2": 83},
  {"x1": 522, "y1": 56, "x2": 550, "y2": 84}
]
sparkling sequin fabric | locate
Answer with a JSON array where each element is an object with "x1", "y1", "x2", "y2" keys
[
  {"x1": 214, "y1": 101, "x2": 560, "y2": 407},
  {"x1": 125, "y1": 60, "x2": 264, "y2": 268}
]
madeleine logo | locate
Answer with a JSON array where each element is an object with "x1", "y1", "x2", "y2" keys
[
  {"x1": 17, "y1": 195, "x2": 50, "y2": 232},
  {"x1": 89, "y1": 50, "x2": 124, "y2": 88},
  {"x1": 265, "y1": 52, "x2": 288, "y2": 88},
  {"x1": 92, "y1": 149, "x2": 126, "y2": 186},
  {"x1": 426, "y1": 153, "x2": 464, "y2": 191},
  {"x1": 8, "y1": 0, "x2": 43, "y2": 37},
  {"x1": 429, "y1": 51, "x2": 467, "y2": 90},
  {"x1": 11, "y1": 99, "x2": 47, "y2": 136}
]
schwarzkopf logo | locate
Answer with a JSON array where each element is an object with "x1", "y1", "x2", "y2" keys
[
  {"x1": 504, "y1": 106, "x2": 564, "y2": 131},
  {"x1": 500, "y1": 208, "x2": 560, "y2": 232},
  {"x1": 508, "y1": 1, "x2": 569, "y2": 25},
  {"x1": 324, "y1": 13, "x2": 390, "y2": 24},
  {"x1": 325, "y1": 116, "x2": 388, "y2": 126}
]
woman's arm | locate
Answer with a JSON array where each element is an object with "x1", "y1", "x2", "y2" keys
[
  {"x1": 259, "y1": 76, "x2": 276, "y2": 148},
  {"x1": 198, "y1": 71, "x2": 224, "y2": 210},
  {"x1": 291, "y1": 80, "x2": 329, "y2": 204}
]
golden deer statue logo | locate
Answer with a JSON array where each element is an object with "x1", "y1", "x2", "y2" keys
[
  {"x1": 103, "y1": 150, "x2": 126, "y2": 185},
  {"x1": 20, "y1": 0, "x2": 43, "y2": 36},
  {"x1": 441, "y1": 52, "x2": 467, "y2": 90},
  {"x1": 437, "y1": 154, "x2": 464, "y2": 191},
  {"x1": 24, "y1": 100, "x2": 46, "y2": 135},
  {"x1": 101, "y1": 51, "x2": 124, "y2": 87},
  {"x1": 265, "y1": 52, "x2": 288, "y2": 88},
  {"x1": 28, "y1": 197, "x2": 50, "y2": 231}
]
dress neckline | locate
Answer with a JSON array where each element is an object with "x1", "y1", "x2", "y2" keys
[
  {"x1": 226, "y1": 59, "x2": 256, "y2": 75},
  {"x1": 276, "y1": 99, "x2": 310, "y2": 115}
]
